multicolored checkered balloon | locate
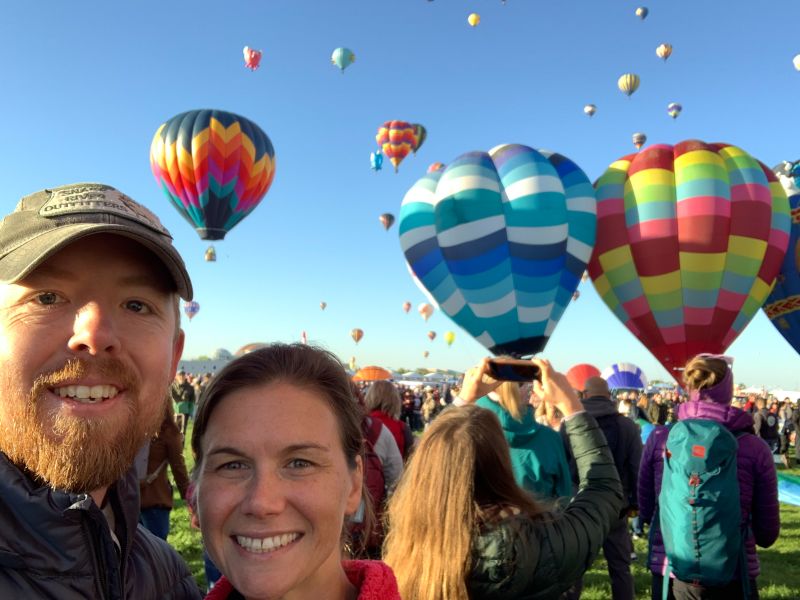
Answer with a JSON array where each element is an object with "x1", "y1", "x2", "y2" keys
[{"x1": 588, "y1": 140, "x2": 791, "y2": 379}]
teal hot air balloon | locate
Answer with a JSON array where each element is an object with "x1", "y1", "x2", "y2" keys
[
  {"x1": 370, "y1": 150, "x2": 383, "y2": 172},
  {"x1": 399, "y1": 144, "x2": 597, "y2": 357},
  {"x1": 331, "y1": 47, "x2": 355, "y2": 73}
]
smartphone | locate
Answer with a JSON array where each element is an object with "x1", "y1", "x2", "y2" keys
[{"x1": 486, "y1": 358, "x2": 541, "y2": 382}]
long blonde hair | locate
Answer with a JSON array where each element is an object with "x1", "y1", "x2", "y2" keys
[
  {"x1": 493, "y1": 381, "x2": 525, "y2": 422},
  {"x1": 383, "y1": 405, "x2": 545, "y2": 600}
]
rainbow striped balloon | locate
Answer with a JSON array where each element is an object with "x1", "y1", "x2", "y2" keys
[
  {"x1": 589, "y1": 140, "x2": 791, "y2": 378},
  {"x1": 376, "y1": 121, "x2": 418, "y2": 173},
  {"x1": 150, "y1": 109, "x2": 276, "y2": 241},
  {"x1": 399, "y1": 143, "x2": 596, "y2": 357}
]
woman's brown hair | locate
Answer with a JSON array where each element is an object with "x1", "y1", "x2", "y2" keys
[{"x1": 682, "y1": 355, "x2": 728, "y2": 392}]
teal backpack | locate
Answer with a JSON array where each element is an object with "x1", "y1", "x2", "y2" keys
[{"x1": 658, "y1": 418, "x2": 748, "y2": 597}]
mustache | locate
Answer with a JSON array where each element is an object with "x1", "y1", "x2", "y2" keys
[{"x1": 30, "y1": 357, "x2": 140, "y2": 397}]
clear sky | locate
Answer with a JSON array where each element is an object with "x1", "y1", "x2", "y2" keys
[{"x1": 2, "y1": 0, "x2": 799, "y2": 389}]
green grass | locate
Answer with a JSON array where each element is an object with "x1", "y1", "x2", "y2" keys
[{"x1": 167, "y1": 430, "x2": 800, "y2": 598}]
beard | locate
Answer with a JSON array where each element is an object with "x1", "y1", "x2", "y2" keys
[{"x1": 0, "y1": 357, "x2": 164, "y2": 493}]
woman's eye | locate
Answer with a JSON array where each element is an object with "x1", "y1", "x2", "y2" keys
[
  {"x1": 287, "y1": 458, "x2": 313, "y2": 470},
  {"x1": 221, "y1": 461, "x2": 247, "y2": 471}
]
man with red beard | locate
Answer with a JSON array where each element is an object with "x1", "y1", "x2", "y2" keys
[{"x1": 0, "y1": 183, "x2": 202, "y2": 598}]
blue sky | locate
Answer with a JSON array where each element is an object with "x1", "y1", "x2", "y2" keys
[{"x1": 2, "y1": 0, "x2": 799, "y2": 389}]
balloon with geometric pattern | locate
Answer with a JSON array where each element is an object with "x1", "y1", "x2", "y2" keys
[
  {"x1": 589, "y1": 140, "x2": 791, "y2": 381},
  {"x1": 400, "y1": 143, "x2": 597, "y2": 357},
  {"x1": 184, "y1": 301, "x2": 200, "y2": 321},
  {"x1": 602, "y1": 362, "x2": 648, "y2": 390},
  {"x1": 376, "y1": 121, "x2": 418, "y2": 173},
  {"x1": 150, "y1": 109, "x2": 276, "y2": 241}
]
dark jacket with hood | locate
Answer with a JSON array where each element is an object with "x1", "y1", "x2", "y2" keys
[
  {"x1": 638, "y1": 400, "x2": 780, "y2": 578},
  {"x1": 0, "y1": 452, "x2": 202, "y2": 599},
  {"x1": 477, "y1": 396, "x2": 572, "y2": 500},
  {"x1": 562, "y1": 394, "x2": 642, "y2": 511}
]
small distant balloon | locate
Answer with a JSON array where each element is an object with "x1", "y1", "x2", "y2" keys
[
  {"x1": 320, "y1": 301, "x2": 327, "y2": 310},
  {"x1": 618, "y1": 73, "x2": 640, "y2": 97},
  {"x1": 468, "y1": 13, "x2": 480, "y2": 27},
  {"x1": 349, "y1": 356, "x2": 357, "y2": 371},
  {"x1": 418, "y1": 302, "x2": 434, "y2": 322},
  {"x1": 635, "y1": 7, "x2": 648, "y2": 19},
  {"x1": 584, "y1": 104, "x2": 597, "y2": 117},
  {"x1": 184, "y1": 301, "x2": 200, "y2": 321},
  {"x1": 243, "y1": 46, "x2": 262, "y2": 70},
  {"x1": 632, "y1": 132, "x2": 647, "y2": 150},
  {"x1": 423, "y1": 351, "x2": 430, "y2": 358},
  {"x1": 204, "y1": 246, "x2": 217, "y2": 262},
  {"x1": 427, "y1": 162, "x2": 445, "y2": 173},
  {"x1": 402, "y1": 301, "x2": 412, "y2": 313},
  {"x1": 379, "y1": 213, "x2": 395, "y2": 231},
  {"x1": 300, "y1": 330, "x2": 308, "y2": 345},
  {"x1": 667, "y1": 102, "x2": 682, "y2": 119},
  {"x1": 581, "y1": 270, "x2": 589, "y2": 283},
  {"x1": 793, "y1": 55, "x2": 800, "y2": 71},
  {"x1": 351, "y1": 328, "x2": 364, "y2": 344},
  {"x1": 572, "y1": 290, "x2": 580, "y2": 301},
  {"x1": 412, "y1": 124, "x2": 427, "y2": 154},
  {"x1": 331, "y1": 47, "x2": 355, "y2": 73},
  {"x1": 427, "y1": 331, "x2": 437, "y2": 341},
  {"x1": 444, "y1": 331, "x2": 455, "y2": 347},
  {"x1": 370, "y1": 150, "x2": 383, "y2": 172},
  {"x1": 656, "y1": 43, "x2": 673, "y2": 61}
]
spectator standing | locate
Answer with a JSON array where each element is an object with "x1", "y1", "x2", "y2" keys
[
  {"x1": 365, "y1": 380, "x2": 415, "y2": 460},
  {"x1": 171, "y1": 370, "x2": 195, "y2": 439},
  {"x1": 753, "y1": 397, "x2": 780, "y2": 455}
]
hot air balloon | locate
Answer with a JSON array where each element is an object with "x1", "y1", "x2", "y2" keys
[
  {"x1": 566, "y1": 363, "x2": 601, "y2": 392},
  {"x1": 204, "y1": 246, "x2": 217, "y2": 262},
  {"x1": 584, "y1": 104, "x2": 597, "y2": 117},
  {"x1": 184, "y1": 301, "x2": 200, "y2": 321},
  {"x1": 427, "y1": 331, "x2": 437, "y2": 341},
  {"x1": 602, "y1": 363, "x2": 648, "y2": 390},
  {"x1": 581, "y1": 270, "x2": 589, "y2": 283},
  {"x1": 412, "y1": 124, "x2": 427, "y2": 154},
  {"x1": 379, "y1": 213, "x2": 395, "y2": 231},
  {"x1": 320, "y1": 301, "x2": 327, "y2": 310},
  {"x1": 793, "y1": 55, "x2": 800, "y2": 71},
  {"x1": 763, "y1": 161, "x2": 800, "y2": 356},
  {"x1": 150, "y1": 109, "x2": 276, "y2": 241},
  {"x1": 418, "y1": 303, "x2": 434, "y2": 322},
  {"x1": 427, "y1": 162, "x2": 445, "y2": 173},
  {"x1": 444, "y1": 331, "x2": 455, "y2": 347},
  {"x1": 400, "y1": 143, "x2": 597, "y2": 357},
  {"x1": 331, "y1": 47, "x2": 355, "y2": 73},
  {"x1": 468, "y1": 13, "x2": 480, "y2": 27},
  {"x1": 632, "y1": 132, "x2": 647, "y2": 150},
  {"x1": 656, "y1": 43, "x2": 673, "y2": 61},
  {"x1": 618, "y1": 73, "x2": 640, "y2": 97},
  {"x1": 589, "y1": 141, "x2": 791, "y2": 382},
  {"x1": 376, "y1": 121, "x2": 418, "y2": 173},
  {"x1": 351, "y1": 328, "x2": 364, "y2": 344},
  {"x1": 243, "y1": 46, "x2": 262, "y2": 70},
  {"x1": 370, "y1": 150, "x2": 383, "y2": 172},
  {"x1": 235, "y1": 343, "x2": 268, "y2": 356},
  {"x1": 667, "y1": 102, "x2": 682, "y2": 119},
  {"x1": 572, "y1": 290, "x2": 580, "y2": 301},
  {"x1": 423, "y1": 351, "x2": 430, "y2": 358},
  {"x1": 300, "y1": 330, "x2": 308, "y2": 345},
  {"x1": 403, "y1": 301, "x2": 412, "y2": 313},
  {"x1": 635, "y1": 7, "x2": 648, "y2": 19},
  {"x1": 349, "y1": 356, "x2": 357, "y2": 371},
  {"x1": 353, "y1": 366, "x2": 392, "y2": 381}
]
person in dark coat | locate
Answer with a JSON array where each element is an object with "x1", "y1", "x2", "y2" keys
[
  {"x1": 0, "y1": 184, "x2": 201, "y2": 598},
  {"x1": 563, "y1": 376, "x2": 642, "y2": 600},
  {"x1": 638, "y1": 354, "x2": 779, "y2": 600}
]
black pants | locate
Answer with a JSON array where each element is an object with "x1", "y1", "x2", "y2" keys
[{"x1": 651, "y1": 575, "x2": 759, "y2": 600}]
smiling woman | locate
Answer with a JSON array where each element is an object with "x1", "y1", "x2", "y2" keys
[{"x1": 190, "y1": 343, "x2": 400, "y2": 600}]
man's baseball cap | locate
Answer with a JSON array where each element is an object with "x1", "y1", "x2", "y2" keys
[{"x1": 0, "y1": 183, "x2": 193, "y2": 300}]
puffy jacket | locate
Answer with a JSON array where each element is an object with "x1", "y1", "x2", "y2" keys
[
  {"x1": 140, "y1": 415, "x2": 191, "y2": 510},
  {"x1": 0, "y1": 452, "x2": 202, "y2": 599},
  {"x1": 637, "y1": 400, "x2": 780, "y2": 579},
  {"x1": 205, "y1": 559, "x2": 400, "y2": 599},
  {"x1": 369, "y1": 410, "x2": 412, "y2": 459},
  {"x1": 468, "y1": 412, "x2": 624, "y2": 599},
  {"x1": 476, "y1": 396, "x2": 572, "y2": 500}
]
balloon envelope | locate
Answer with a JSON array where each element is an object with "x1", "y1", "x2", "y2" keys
[
  {"x1": 235, "y1": 342, "x2": 268, "y2": 356},
  {"x1": 352, "y1": 366, "x2": 392, "y2": 381},
  {"x1": 444, "y1": 331, "x2": 456, "y2": 346},
  {"x1": 184, "y1": 301, "x2": 200, "y2": 320},
  {"x1": 589, "y1": 141, "x2": 791, "y2": 380},
  {"x1": 794, "y1": 55, "x2": 800, "y2": 71},
  {"x1": 635, "y1": 7, "x2": 648, "y2": 19},
  {"x1": 656, "y1": 43, "x2": 673, "y2": 61},
  {"x1": 351, "y1": 328, "x2": 364, "y2": 344},
  {"x1": 402, "y1": 301, "x2": 412, "y2": 313},
  {"x1": 400, "y1": 143, "x2": 597, "y2": 357},
  {"x1": 412, "y1": 124, "x2": 427, "y2": 154},
  {"x1": 331, "y1": 47, "x2": 355, "y2": 72},
  {"x1": 418, "y1": 302, "x2": 434, "y2": 321},
  {"x1": 427, "y1": 331, "x2": 436, "y2": 341},
  {"x1": 370, "y1": 151, "x2": 383, "y2": 172},
  {"x1": 632, "y1": 132, "x2": 647, "y2": 149},
  {"x1": 618, "y1": 73, "x2": 640, "y2": 97},
  {"x1": 380, "y1": 213, "x2": 395, "y2": 230},
  {"x1": 150, "y1": 109, "x2": 276, "y2": 241},
  {"x1": 427, "y1": 162, "x2": 445, "y2": 173},
  {"x1": 602, "y1": 363, "x2": 648, "y2": 390},
  {"x1": 584, "y1": 104, "x2": 596, "y2": 117},
  {"x1": 667, "y1": 103, "x2": 682, "y2": 119},
  {"x1": 243, "y1": 46, "x2": 262, "y2": 70},
  {"x1": 376, "y1": 121, "x2": 418, "y2": 173},
  {"x1": 468, "y1": 13, "x2": 480, "y2": 26},
  {"x1": 566, "y1": 363, "x2": 601, "y2": 391}
]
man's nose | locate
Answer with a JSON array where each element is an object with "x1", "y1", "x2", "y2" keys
[{"x1": 68, "y1": 302, "x2": 122, "y2": 355}]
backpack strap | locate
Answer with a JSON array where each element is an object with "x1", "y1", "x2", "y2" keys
[{"x1": 144, "y1": 459, "x2": 168, "y2": 485}]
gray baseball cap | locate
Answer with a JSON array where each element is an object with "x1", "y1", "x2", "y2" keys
[{"x1": 0, "y1": 183, "x2": 193, "y2": 300}]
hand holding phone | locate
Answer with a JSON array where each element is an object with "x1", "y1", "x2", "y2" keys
[{"x1": 486, "y1": 358, "x2": 541, "y2": 382}]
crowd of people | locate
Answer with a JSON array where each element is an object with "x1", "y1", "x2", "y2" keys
[{"x1": 0, "y1": 183, "x2": 791, "y2": 599}]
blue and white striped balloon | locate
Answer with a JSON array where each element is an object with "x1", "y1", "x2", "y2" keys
[
  {"x1": 398, "y1": 144, "x2": 596, "y2": 356},
  {"x1": 602, "y1": 362, "x2": 649, "y2": 390}
]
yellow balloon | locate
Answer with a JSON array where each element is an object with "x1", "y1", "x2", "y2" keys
[
  {"x1": 617, "y1": 73, "x2": 640, "y2": 97},
  {"x1": 794, "y1": 54, "x2": 800, "y2": 71},
  {"x1": 444, "y1": 331, "x2": 456, "y2": 347},
  {"x1": 468, "y1": 13, "x2": 480, "y2": 27}
]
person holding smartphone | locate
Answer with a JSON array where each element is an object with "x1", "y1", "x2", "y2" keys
[{"x1": 383, "y1": 357, "x2": 623, "y2": 600}]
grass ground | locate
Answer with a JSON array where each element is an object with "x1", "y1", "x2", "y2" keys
[{"x1": 167, "y1": 429, "x2": 800, "y2": 598}]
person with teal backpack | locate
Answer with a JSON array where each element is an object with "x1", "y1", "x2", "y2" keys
[{"x1": 638, "y1": 354, "x2": 779, "y2": 600}]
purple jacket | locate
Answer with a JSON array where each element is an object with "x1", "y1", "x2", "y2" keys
[{"x1": 637, "y1": 400, "x2": 780, "y2": 578}]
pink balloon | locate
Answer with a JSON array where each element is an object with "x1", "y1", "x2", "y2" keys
[{"x1": 243, "y1": 46, "x2": 262, "y2": 71}]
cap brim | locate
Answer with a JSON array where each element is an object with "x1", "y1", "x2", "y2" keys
[{"x1": 0, "y1": 224, "x2": 193, "y2": 300}]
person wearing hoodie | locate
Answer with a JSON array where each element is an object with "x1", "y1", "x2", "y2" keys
[
  {"x1": 638, "y1": 354, "x2": 779, "y2": 600},
  {"x1": 562, "y1": 376, "x2": 642, "y2": 600},
  {"x1": 476, "y1": 381, "x2": 572, "y2": 500}
]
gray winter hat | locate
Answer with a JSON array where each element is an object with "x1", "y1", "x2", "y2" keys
[{"x1": 0, "y1": 183, "x2": 193, "y2": 300}]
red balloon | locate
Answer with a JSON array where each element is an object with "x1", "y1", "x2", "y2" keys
[{"x1": 566, "y1": 364, "x2": 601, "y2": 391}]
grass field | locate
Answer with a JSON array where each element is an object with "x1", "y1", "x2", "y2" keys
[{"x1": 167, "y1": 430, "x2": 800, "y2": 598}]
